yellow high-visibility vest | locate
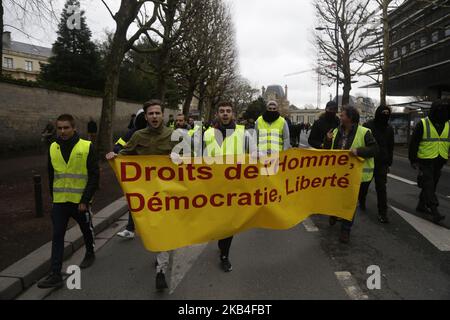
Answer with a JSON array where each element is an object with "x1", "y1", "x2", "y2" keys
[
  {"x1": 188, "y1": 125, "x2": 201, "y2": 137},
  {"x1": 256, "y1": 116, "x2": 285, "y2": 153},
  {"x1": 115, "y1": 137, "x2": 127, "y2": 147},
  {"x1": 204, "y1": 125, "x2": 245, "y2": 156},
  {"x1": 418, "y1": 117, "x2": 450, "y2": 160},
  {"x1": 332, "y1": 125, "x2": 375, "y2": 182},
  {"x1": 50, "y1": 139, "x2": 91, "y2": 203}
]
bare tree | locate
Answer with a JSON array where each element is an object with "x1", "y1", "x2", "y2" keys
[
  {"x1": 314, "y1": 0, "x2": 374, "y2": 106},
  {"x1": 197, "y1": 0, "x2": 238, "y2": 121},
  {"x1": 1, "y1": 0, "x2": 57, "y2": 75},
  {"x1": 171, "y1": 0, "x2": 238, "y2": 119},
  {"x1": 97, "y1": 0, "x2": 194, "y2": 156},
  {"x1": 223, "y1": 77, "x2": 259, "y2": 117}
]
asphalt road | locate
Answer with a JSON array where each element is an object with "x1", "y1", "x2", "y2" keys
[{"x1": 31, "y1": 133, "x2": 450, "y2": 300}]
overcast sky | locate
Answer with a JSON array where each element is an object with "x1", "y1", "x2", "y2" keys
[{"x1": 4, "y1": 0, "x2": 405, "y2": 108}]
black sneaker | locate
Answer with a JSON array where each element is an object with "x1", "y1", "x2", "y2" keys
[
  {"x1": 378, "y1": 215, "x2": 389, "y2": 224},
  {"x1": 156, "y1": 271, "x2": 168, "y2": 291},
  {"x1": 416, "y1": 204, "x2": 430, "y2": 214},
  {"x1": 329, "y1": 216, "x2": 337, "y2": 226},
  {"x1": 37, "y1": 273, "x2": 63, "y2": 289},
  {"x1": 431, "y1": 208, "x2": 445, "y2": 224},
  {"x1": 79, "y1": 252, "x2": 96, "y2": 269},
  {"x1": 220, "y1": 256, "x2": 232, "y2": 272}
]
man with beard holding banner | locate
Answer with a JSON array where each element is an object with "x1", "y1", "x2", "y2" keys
[
  {"x1": 324, "y1": 106, "x2": 378, "y2": 244},
  {"x1": 106, "y1": 100, "x2": 177, "y2": 291},
  {"x1": 203, "y1": 101, "x2": 253, "y2": 272}
]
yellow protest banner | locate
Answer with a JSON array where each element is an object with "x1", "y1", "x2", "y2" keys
[{"x1": 109, "y1": 148, "x2": 363, "y2": 252}]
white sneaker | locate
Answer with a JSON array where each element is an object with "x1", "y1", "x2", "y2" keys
[{"x1": 116, "y1": 230, "x2": 135, "y2": 239}]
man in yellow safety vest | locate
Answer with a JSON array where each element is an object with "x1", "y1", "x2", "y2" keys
[
  {"x1": 203, "y1": 101, "x2": 250, "y2": 272},
  {"x1": 255, "y1": 100, "x2": 291, "y2": 155},
  {"x1": 409, "y1": 99, "x2": 449, "y2": 224},
  {"x1": 38, "y1": 114, "x2": 99, "y2": 289},
  {"x1": 324, "y1": 106, "x2": 378, "y2": 244}
]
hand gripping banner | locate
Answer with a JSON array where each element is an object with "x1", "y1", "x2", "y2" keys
[{"x1": 109, "y1": 149, "x2": 363, "y2": 252}]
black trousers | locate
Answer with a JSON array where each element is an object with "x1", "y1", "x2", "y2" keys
[
  {"x1": 218, "y1": 237, "x2": 233, "y2": 258},
  {"x1": 51, "y1": 203, "x2": 94, "y2": 274},
  {"x1": 418, "y1": 159, "x2": 446, "y2": 209},
  {"x1": 125, "y1": 212, "x2": 135, "y2": 232},
  {"x1": 358, "y1": 164, "x2": 389, "y2": 216}
]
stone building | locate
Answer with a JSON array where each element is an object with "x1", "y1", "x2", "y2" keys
[
  {"x1": 262, "y1": 84, "x2": 290, "y2": 115},
  {"x1": 2, "y1": 32, "x2": 52, "y2": 81}
]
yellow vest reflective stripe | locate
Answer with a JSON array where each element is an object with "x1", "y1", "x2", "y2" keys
[
  {"x1": 50, "y1": 139, "x2": 90, "y2": 203},
  {"x1": 188, "y1": 125, "x2": 201, "y2": 137},
  {"x1": 116, "y1": 137, "x2": 127, "y2": 147},
  {"x1": 256, "y1": 116, "x2": 285, "y2": 153},
  {"x1": 418, "y1": 118, "x2": 450, "y2": 160},
  {"x1": 332, "y1": 126, "x2": 375, "y2": 182},
  {"x1": 204, "y1": 125, "x2": 245, "y2": 156}
]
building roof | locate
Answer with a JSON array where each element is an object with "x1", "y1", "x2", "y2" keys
[
  {"x1": 265, "y1": 85, "x2": 285, "y2": 98},
  {"x1": 389, "y1": 101, "x2": 432, "y2": 110},
  {"x1": 3, "y1": 40, "x2": 52, "y2": 59},
  {"x1": 333, "y1": 95, "x2": 358, "y2": 107}
]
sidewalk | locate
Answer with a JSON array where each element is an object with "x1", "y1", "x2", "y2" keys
[
  {"x1": 0, "y1": 153, "x2": 124, "y2": 271},
  {"x1": 0, "y1": 197, "x2": 129, "y2": 300}
]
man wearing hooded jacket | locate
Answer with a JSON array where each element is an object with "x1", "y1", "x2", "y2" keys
[
  {"x1": 409, "y1": 99, "x2": 449, "y2": 224},
  {"x1": 308, "y1": 101, "x2": 340, "y2": 149},
  {"x1": 359, "y1": 106, "x2": 394, "y2": 223}
]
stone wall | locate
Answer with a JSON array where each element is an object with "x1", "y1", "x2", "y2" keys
[{"x1": 0, "y1": 82, "x2": 178, "y2": 153}]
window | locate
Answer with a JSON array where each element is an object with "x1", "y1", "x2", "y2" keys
[
  {"x1": 3, "y1": 57, "x2": 13, "y2": 69},
  {"x1": 420, "y1": 37, "x2": 427, "y2": 47},
  {"x1": 401, "y1": 46, "x2": 407, "y2": 55},
  {"x1": 25, "y1": 61, "x2": 33, "y2": 71},
  {"x1": 432, "y1": 31, "x2": 439, "y2": 42},
  {"x1": 410, "y1": 41, "x2": 416, "y2": 51},
  {"x1": 393, "y1": 49, "x2": 398, "y2": 59}
]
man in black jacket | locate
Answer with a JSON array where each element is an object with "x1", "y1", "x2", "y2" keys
[
  {"x1": 38, "y1": 114, "x2": 99, "y2": 289},
  {"x1": 308, "y1": 101, "x2": 340, "y2": 149},
  {"x1": 359, "y1": 106, "x2": 394, "y2": 223},
  {"x1": 409, "y1": 100, "x2": 449, "y2": 223}
]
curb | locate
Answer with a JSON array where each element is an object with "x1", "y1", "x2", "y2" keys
[{"x1": 0, "y1": 197, "x2": 129, "y2": 300}]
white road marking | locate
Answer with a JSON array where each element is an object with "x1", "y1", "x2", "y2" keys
[
  {"x1": 169, "y1": 243, "x2": 208, "y2": 294},
  {"x1": 387, "y1": 174, "x2": 417, "y2": 186},
  {"x1": 334, "y1": 271, "x2": 369, "y2": 300},
  {"x1": 391, "y1": 206, "x2": 450, "y2": 251},
  {"x1": 302, "y1": 217, "x2": 319, "y2": 232}
]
